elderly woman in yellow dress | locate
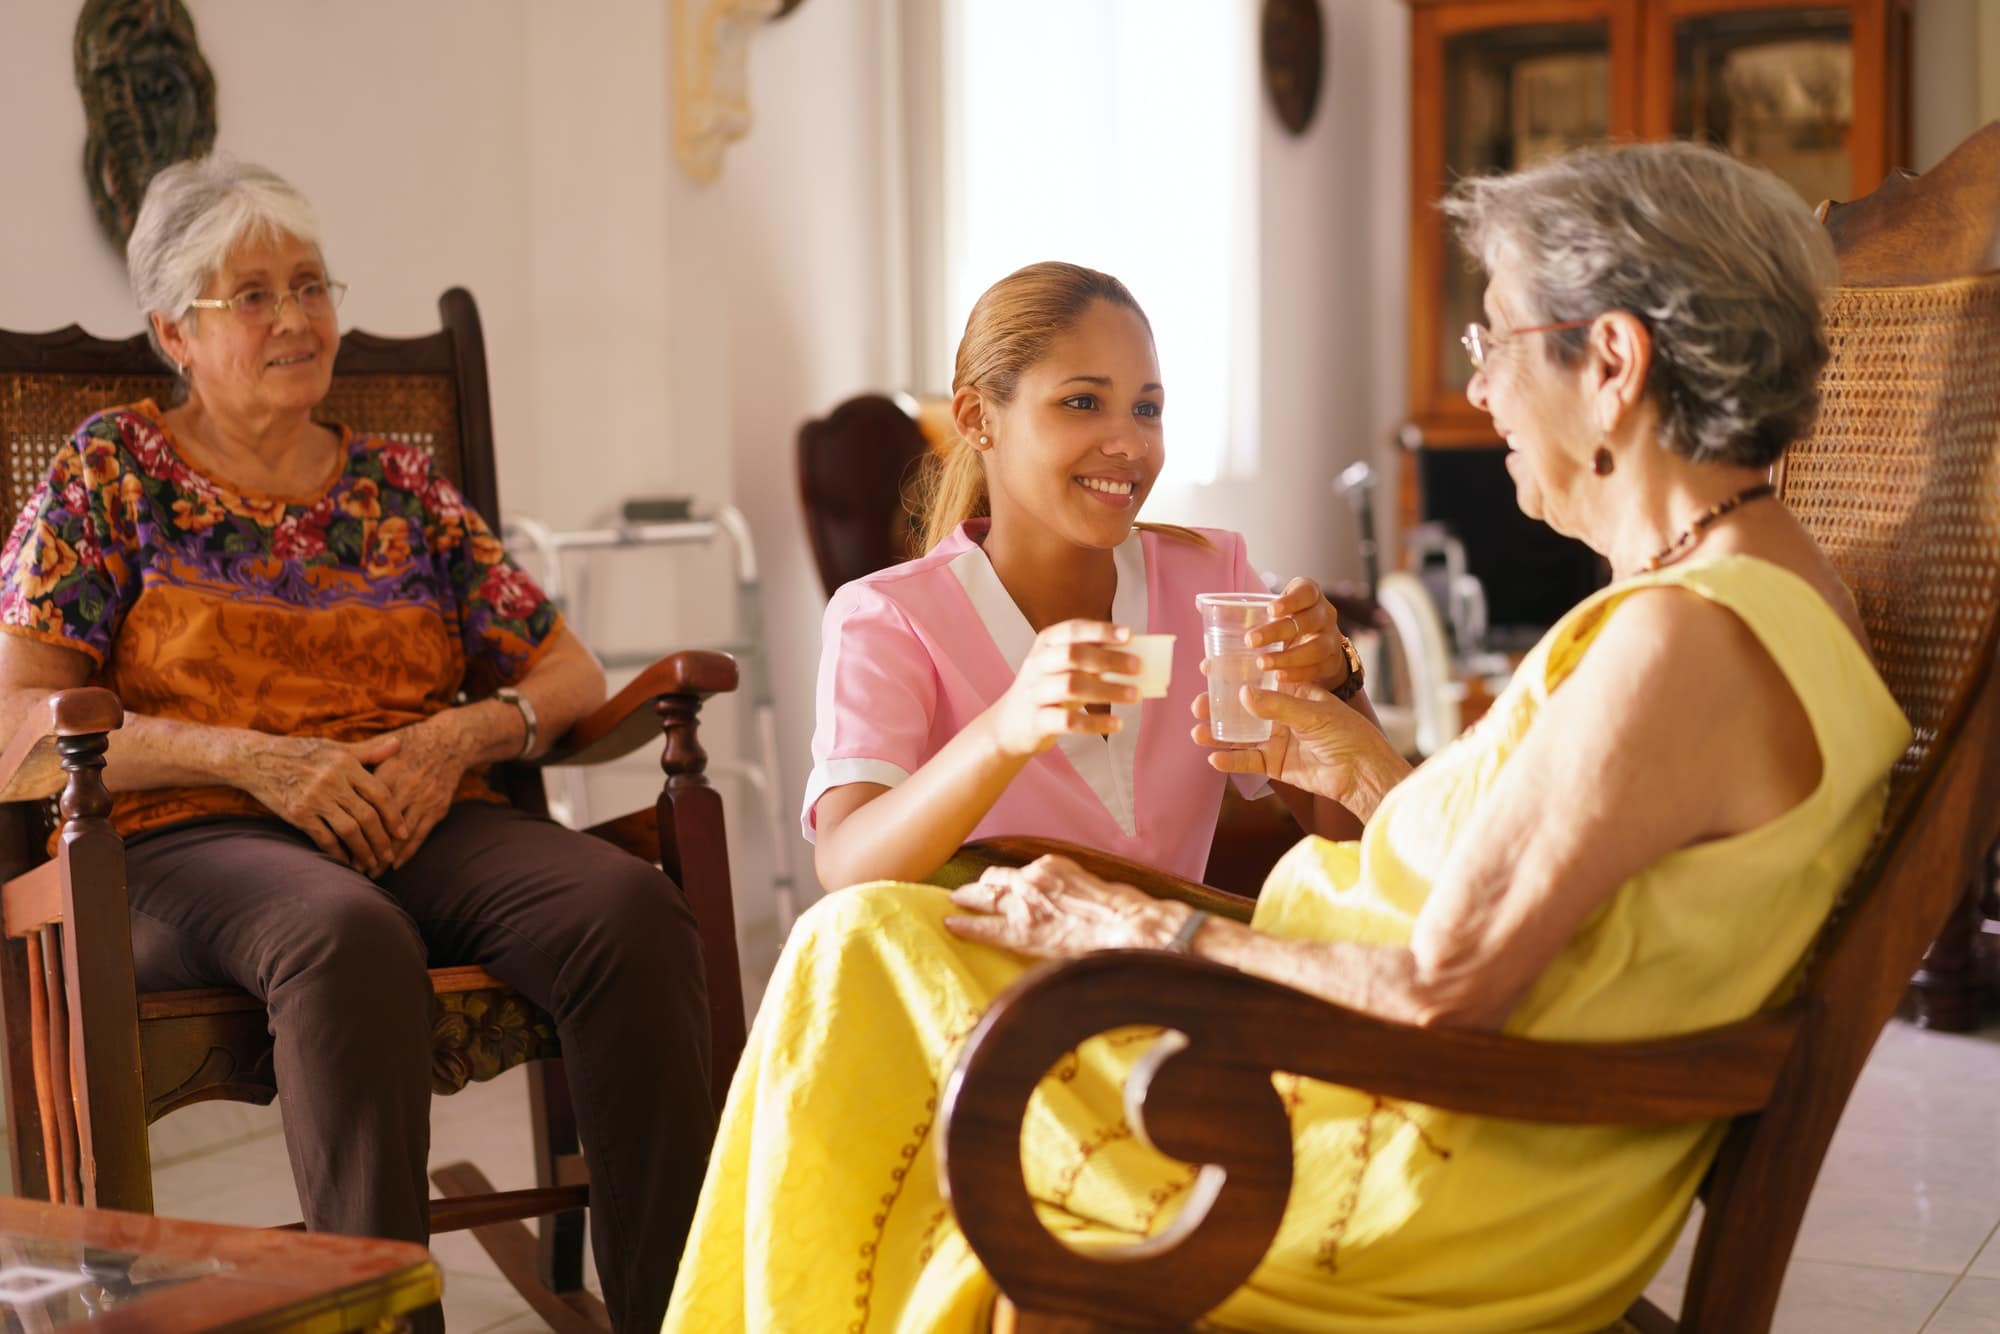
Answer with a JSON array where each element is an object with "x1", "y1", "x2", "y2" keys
[
  {"x1": 0, "y1": 157, "x2": 711, "y2": 1332},
  {"x1": 664, "y1": 142, "x2": 1911, "y2": 1333}
]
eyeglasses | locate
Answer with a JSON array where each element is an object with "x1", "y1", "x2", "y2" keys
[
  {"x1": 189, "y1": 279, "x2": 348, "y2": 325},
  {"x1": 1460, "y1": 319, "x2": 1592, "y2": 373}
]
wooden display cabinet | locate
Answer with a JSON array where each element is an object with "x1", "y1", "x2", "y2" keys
[{"x1": 1399, "y1": 0, "x2": 1909, "y2": 634}]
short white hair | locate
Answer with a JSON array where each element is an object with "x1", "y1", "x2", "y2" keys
[{"x1": 126, "y1": 155, "x2": 325, "y2": 369}]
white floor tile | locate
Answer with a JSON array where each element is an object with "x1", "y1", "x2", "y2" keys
[
  {"x1": 1792, "y1": 1129, "x2": 2000, "y2": 1273},
  {"x1": 1969, "y1": 1225, "x2": 2000, "y2": 1279},
  {"x1": 438, "y1": 1270, "x2": 540, "y2": 1333},
  {"x1": 1768, "y1": 1260, "x2": 1954, "y2": 1333},
  {"x1": 1925, "y1": 1277, "x2": 2000, "y2": 1333}
]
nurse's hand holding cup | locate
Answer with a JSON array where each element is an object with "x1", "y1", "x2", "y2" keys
[
  {"x1": 989, "y1": 621, "x2": 1141, "y2": 758},
  {"x1": 1245, "y1": 577, "x2": 1362, "y2": 691}
]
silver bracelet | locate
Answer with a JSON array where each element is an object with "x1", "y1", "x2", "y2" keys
[
  {"x1": 1167, "y1": 908, "x2": 1211, "y2": 956},
  {"x1": 494, "y1": 686, "x2": 537, "y2": 759}
]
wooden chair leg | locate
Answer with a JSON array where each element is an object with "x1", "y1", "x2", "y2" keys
[
  {"x1": 657, "y1": 691, "x2": 746, "y2": 1109},
  {"x1": 20, "y1": 930, "x2": 60, "y2": 1200},
  {"x1": 39, "y1": 926, "x2": 81, "y2": 1204},
  {"x1": 529, "y1": 1058, "x2": 589, "y2": 1295},
  {"x1": 431, "y1": 1159, "x2": 608, "y2": 1334},
  {"x1": 0, "y1": 933, "x2": 51, "y2": 1200},
  {"x1": 431, "y1": 1059, "x2": 604, "y2": 1334},
  {"x1": 1910, "y1": 875, "x2": 1986, "y2": 1031}
]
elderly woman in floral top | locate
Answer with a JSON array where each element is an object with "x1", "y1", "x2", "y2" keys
[{"x1": 0, "y1": 157, "x2": 709, "y2": 1333}]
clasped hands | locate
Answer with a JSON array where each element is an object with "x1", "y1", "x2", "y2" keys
[{"x1": 241, "y1": 711, "x2": 480, "y2": 876}]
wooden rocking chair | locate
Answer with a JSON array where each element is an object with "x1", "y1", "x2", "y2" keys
[
  {"x1": 0, "y1": 288, "x2": 749, "y2": 1333},
  {"x1": 941, "y1": 123, "x2": 2000, "y2": 1333}
]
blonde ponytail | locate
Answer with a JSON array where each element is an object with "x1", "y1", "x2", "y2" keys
[{"x1": 912, "y1": 438, "x2": 989, "y2": 553}]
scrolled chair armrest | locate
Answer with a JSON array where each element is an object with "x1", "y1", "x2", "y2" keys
[
  {"x1": 529, "y1": 649, "x2": 739, "y2": 769},
  {"x1": 0, "y1": 687, "x2": 124, "y2": 805},
  {"x1": 939, "y1": 950, "x2": 1807, "y2": 1328}
]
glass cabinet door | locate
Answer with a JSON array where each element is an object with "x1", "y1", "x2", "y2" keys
[
  {"x1": 1671, "y1": 6, "x2": 1856, "y2": 203},
  {"x1": 1438, "y1": 23, "x2": 1612, "y2": 404}
]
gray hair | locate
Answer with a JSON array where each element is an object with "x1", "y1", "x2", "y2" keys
[
  {"x1": 126, "y1": 155, "x2": 324, "y2": 370},
  {"x1": 1443, "y1": 141, "x2": 1838, "y2": 469}
]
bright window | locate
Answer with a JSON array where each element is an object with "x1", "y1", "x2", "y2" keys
[{"x1": 944, "y1": 0, "x2": 1259, "y2": 485}]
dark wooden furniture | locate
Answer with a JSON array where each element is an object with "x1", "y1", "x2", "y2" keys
[
  {"x1": 797, "y1": 393, "x2": 932, "y2": 598},
  {"x1": 940, "y1": 123, "x2": 2000, "y2": 1332},
  {"x1": 0, "y1": 1194, "x2": 439, "y2": 1330},
  {"x1": 1401, "y1": 0, "x2": 1910, "y2": 641},
  {"x1": 0, "y1": 289, "x2": 748, "y2": 1334}
]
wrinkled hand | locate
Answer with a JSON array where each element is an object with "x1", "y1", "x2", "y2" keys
[
  {"x1": 1241, "y1": 577, "x2": 1355, "y2": 691},
  {"x1": 1192, "y1": 680, "x2": 1405, "y2": 813},
  {"x1": 989, "y1": 621, "x2": 1140, "y2": 760},
  {"x1": 373, "y1": 713, "x2": 477, "y2": 868},
  {"x1": 944, "y1": 854, "x2": 1175, "y2": 960},
  {"x1": 240, "y1": 733, "x2": 406, "y2": 873}
]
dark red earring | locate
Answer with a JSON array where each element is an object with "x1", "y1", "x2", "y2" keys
[{"x1": 1593, "y1": 448, "x2": 1615, "y2": 477}]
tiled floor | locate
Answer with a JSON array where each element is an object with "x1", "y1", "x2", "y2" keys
[{"x1": 116, "y1": 1011, "x2": 2000, "y2": 1332}]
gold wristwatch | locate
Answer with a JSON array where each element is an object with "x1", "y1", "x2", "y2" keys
[{"x1": 1331, "y1": 635, "x2": 1367, "y2": 702}]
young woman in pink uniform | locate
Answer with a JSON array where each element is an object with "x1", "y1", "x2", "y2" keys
[{"x1": 804, "y1": 262, "x2": 1370, "y2": 889}]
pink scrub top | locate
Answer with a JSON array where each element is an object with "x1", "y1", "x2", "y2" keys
[{"x1": 803, "y1": 520, "x2": 1271, "y2": 882}]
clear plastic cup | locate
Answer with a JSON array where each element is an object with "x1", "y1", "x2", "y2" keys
[
  {"x1": 1102, "y1": 633, "x2": 1176, "y2": 698},
  {"x1": 1196, "y1": 592, "x2": 1281, "y2": 743}
]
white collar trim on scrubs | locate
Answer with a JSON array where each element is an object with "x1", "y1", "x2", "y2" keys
[{"x1": 945, "y1": 527, "x2": 1148, "y2": 839}]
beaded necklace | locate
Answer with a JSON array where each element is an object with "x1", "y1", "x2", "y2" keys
[{"x1": 1640, "y1": 483, "x2": 1777, "y2": 573}]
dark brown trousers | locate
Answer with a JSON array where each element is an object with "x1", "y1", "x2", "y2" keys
[{"x1": 124, "y1": 801, "x2": 714, "y2": 1332}]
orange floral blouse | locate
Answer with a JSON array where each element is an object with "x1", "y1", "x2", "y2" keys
[{"x1": 0, "y1": 400, "x2": 561, "y2": 841}]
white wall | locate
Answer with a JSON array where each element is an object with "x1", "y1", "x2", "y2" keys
[{"x1": 1147, "y1": 0, "x2": 1408, "y2": 592}]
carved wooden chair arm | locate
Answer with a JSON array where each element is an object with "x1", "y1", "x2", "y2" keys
[
  {"x1": 948, "y1": 837, "x2": 1258, "y2": 923},
  {"x1": 0, "y1": 688, "x2": 123, "y2": 806},
  {"x1": 939, "y1": 951, "x2": 1805, "y2": 1329},
  {"x1": 532, "y1": 649, "x2": 739, "y2": 769}
]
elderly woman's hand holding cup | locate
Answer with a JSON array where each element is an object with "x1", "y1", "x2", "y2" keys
[
  {"x1": 1194, "y1": 578, "x2": 1401, "y2": 821},
  {"x1": 1192, "y1": 676, "x2": 1409, "y2": 824}
]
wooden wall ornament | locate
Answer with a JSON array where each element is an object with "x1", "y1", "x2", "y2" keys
[
  {"x1": 73, "y1": 0, "x2": 217, "y2": 246},
  {"x1": 1261, "y1": 0, "x2": 1325, "y2": 137},
  {"x1": 673, "y1": 0, "x2": 787, "y2": 184}
]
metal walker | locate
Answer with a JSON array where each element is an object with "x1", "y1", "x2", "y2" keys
[{"x1": 503, "y1": 505, "x2": 803, "y2": 932}]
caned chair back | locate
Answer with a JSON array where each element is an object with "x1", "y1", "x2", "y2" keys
[
  {"x1": 1680, "y1": 124, "x2": 2000, "y2": 1331},
  {"x1": 1780, "y1": 275, "x2": 2000, "y2": 835},
  {"x1": 0, "y1": 288, "x2": 496, "y2": 547}
]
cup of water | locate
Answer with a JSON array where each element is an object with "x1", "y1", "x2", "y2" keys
[{"x1": 1196, "y1": 592, "x2": 1281, "y2": 743}]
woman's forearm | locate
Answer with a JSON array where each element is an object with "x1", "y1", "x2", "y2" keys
[
  {"x1": 1179, "y1": 913, "x2": 1439, "y2": 1026},
  {"x1": 453, "y1": 628, "x2": 608, "y2": 767},
  {"x1": 813, "y1": 707, "x2": 1035, "y2": 889},
  {"x1": 101, "y1": 713, "x2": 271, "y2": 792}
]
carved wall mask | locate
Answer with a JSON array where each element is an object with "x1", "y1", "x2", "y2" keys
[{"x1": 74, "y1": 0, "x2": 217, "y2": 245}]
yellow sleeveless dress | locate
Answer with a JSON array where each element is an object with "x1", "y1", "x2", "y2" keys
[{"x1": 663, "y1": 556, "x2": 1911, "y2": 1333}]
